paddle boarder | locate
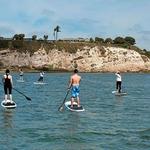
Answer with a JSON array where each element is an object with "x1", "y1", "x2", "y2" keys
[
  {"x1": 68, "y1": 69, "x2": 81, "y2": 108},
  {"x1": 38, "y1": 71, "x2": 44, "y2": 82},
  {"x1": 2, "y1": 69, "x2": 13, "y2": 103},
  {"x1": 115, "y1": 71, "x2": 122, "y2": 93},
  {"x1": 19, "y1": 68, "x2": 24, "y2": 81}
]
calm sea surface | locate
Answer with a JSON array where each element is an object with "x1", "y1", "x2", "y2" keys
[{"x1": 0, "y1": 73, "x2": 150, "y2": 150}]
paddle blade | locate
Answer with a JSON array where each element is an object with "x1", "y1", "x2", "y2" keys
[
  {"x1": 26, "y1": 96, "x2": 31, "y2": 101},
  {"x1": 58, "y1": 106, "x2": 63, "y2": 112}
]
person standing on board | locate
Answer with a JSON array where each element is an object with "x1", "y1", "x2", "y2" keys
[
  {"x1": 19, "y1": 68, "x2": 24, "y2": 81},
  {"x1": 38, "y1": 71, "x2": 44, "y2": 82},
  {"x1": 2, "y1": 69, "x2": 13, "y2": 103},
  {"x1": 115, "y1": 71, "x2": 122, "y2": 93},
  {"x1": 68, "y1": 69, "x2": 81, "y2": 108}
]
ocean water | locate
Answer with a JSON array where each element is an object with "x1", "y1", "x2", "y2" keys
[{"x1": 0, "y1": 72, "x2": 150, "y2": 150}]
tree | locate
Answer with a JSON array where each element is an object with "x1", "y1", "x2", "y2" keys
[
  {"x1": 89, "y1": 37, "x2": 94, "y2": 43},
  {"x1": 124, "y1": 36, "x2": 136, "y2": 45},
  {"x1": 53, "y1": 25, "x2": 61, "y2": 41},
  {"x1": 13, "y1": 34, "x2": 19, "y2": 40},
  {"x1": 13, "y1": 34, "x2": 25, "y2": 40},
  {"x1": 113, "y1": 37, "x2": 126, "y2": 44},
  {"x1": 19, "y1": 34, "x2": 25, "y2": 40},
  {"x1": 32, "y1": 35, "x2": 37, "y2": 41},
  {"x1": 105, "y1": 38, "x2": 113, "y2": 44},
  {"x1": 95, "y1": 37, "x2": 104, "y2": 43},
  {"x1": 43, "y1": 35, "x2": 48, "y2": 41}
]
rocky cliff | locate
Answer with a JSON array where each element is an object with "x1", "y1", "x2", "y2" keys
[{"x1": 0, "y1": 46, "x2": 150, "y2": 72}]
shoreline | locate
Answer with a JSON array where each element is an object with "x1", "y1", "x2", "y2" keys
[{"x1": 0, "y1": 68, "x2": 150, "y2": 73}]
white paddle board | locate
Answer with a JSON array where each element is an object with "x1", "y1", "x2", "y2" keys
[
  {"x1": 17, "y1": 79, "x2": 25, "y2": 83},
  {"x1": 112, "y1": 91, "x2": 127, "y2": 96},
  {"x1": 65, "y1": 101, "x2": 85, "y2": 112},
  {"x1": 1, "y1": 100, "x2": 17, "y2": 109},
  {"x1": 33, "y1": 82, "x2": 47, "y2": 85},
  {"x1": 115, "y1": 92, "x2": 127, "y2": 96}
]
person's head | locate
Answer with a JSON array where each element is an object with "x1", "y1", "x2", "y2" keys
[
  {"x1": 5, "y1": 69, "x2": 10, "y2": 75},
  {"x1": 117, "y1": 71, "x2": 120, "y2": 74},
  {"x1": 74, "y1": 69, "x2": 78, "y2": 74}
]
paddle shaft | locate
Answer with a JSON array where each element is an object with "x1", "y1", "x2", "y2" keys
[
  {"x1": 58, "y1": 88, "x2": 70, "y2": 111},
  {"x1": 12, "y1": 87, "x2": 31, "y2": 101},
  {"x1": 0, "y1": 82, "x2": 31, "y2": 101}
]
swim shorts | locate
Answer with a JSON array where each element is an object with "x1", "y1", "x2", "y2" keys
[{"x1": 71, "y1": 85, "x2": 80, "y2": 98}]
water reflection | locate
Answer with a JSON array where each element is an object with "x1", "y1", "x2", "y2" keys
[
  {"x1": 0, "y1": 110, "x2": 16, "y2": 149},
  {"x1": 2, "y1": 110, "x2": 14, "y2": 129},
  {"x1": 65, "y1": 112, "x2": 84, "y2": 150}
]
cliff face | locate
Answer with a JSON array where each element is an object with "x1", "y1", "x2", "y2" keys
[{"x1": 0, "y1": 46, "x2": 150, "y2": 72}]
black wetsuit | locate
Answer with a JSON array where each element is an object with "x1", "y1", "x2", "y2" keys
[{"x1": 4, "y1": 75, "x2": 12, "y2": 94}]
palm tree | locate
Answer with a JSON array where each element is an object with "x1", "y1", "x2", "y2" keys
[{"x1": 53, "y1": 25, "x2": 61, "y2": 41}]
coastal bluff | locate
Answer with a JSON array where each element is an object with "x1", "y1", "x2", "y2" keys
[{"x1": 0, "y1": 46, "x2": 150, "y2": 72}]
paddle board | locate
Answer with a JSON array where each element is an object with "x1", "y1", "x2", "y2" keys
[
  {"x1": 115, "y1": 92, "x2": 127, "y2": 96},
  {"x1": 65, "y1": 101, "x2": 85, "y2": 112},
  {"x1": 1, "y1": 100, "x2": 17, "y2": 109},
  {"x1": 112, "y1": 90, "x2": 117, "y2": 94},
  {"x1": 33, "y1": 82, "x2": 47, "y2": 85},
  {"x1": 112, "y1": 91, "x2": 127, "y2": 96},
  {"x1": 17, "y1": 79, "x2": 25, "y2": 83}
]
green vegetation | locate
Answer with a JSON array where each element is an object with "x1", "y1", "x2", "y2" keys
[{"x1": 0, "y1": 34, "x2": 149, "y2": 58}]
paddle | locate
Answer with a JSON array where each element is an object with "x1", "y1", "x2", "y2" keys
[
  {"x1": 58, "y1": 88, "x2": 71, "y2": 111},
  {"x1": 12, "y1": 87, "x2": 31, "y2": 101},
  {"x1": 0, "y1": 82, "x2": 31, "y2": 101}
]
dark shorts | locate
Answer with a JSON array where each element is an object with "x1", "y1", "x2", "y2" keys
[
  {"x1": 38, "y1": 77, "x2": 43, "y2": 81},
  {"x1": 4, "y1": 85, "x2": 12, "y2": 94}
]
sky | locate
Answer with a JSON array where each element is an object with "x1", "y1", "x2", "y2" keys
[{"x1": 0, "y1": 0, "x2": 150, "y2": 50}]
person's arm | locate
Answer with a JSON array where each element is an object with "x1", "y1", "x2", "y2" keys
[
  {"x1": 68, "y1": 76, "x2": 72, "y2": 89},
  {"x1": 79, "y1": 76, "x2": 81, "y2": 83},
  {"x1": 10, "y1": 76, "x2": 13, "y2": 87},
  {"x1": 115, "y1": 73, "x2": 120, "y2": 77}
]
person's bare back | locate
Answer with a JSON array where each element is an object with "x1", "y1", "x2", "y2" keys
[{"x1": 71, "y1": 74, "x2": 81, "y2": 86}]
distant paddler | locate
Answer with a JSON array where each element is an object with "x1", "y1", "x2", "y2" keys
[
  {"x1": 19, "y1": 68, "x2": 24, "y2": 81},
  {"x1": 2, "y1": 69, "x2": 13, "y2": 103},
  {"x1": 115, "y1": 71, "x2": 122, "y2": 93},
  {"x1": 38, "y1": 71, "x2": 45, "y2": 82}
]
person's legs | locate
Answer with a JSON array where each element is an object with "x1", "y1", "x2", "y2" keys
[
  {"x1": 9, "y1": 87, "x2": 13, "y2": 102},
  {"x1": 38, "y1": 77, "x2": 43, "y2": 82},
  {"x1": 38, "y1": 77, "x2": 41, "y2": 81},
  {"x1": 71, "y1": 97, "x2": 74, "y2": 108},
  {"x1": 4, "y1": 95, "x2": 7, "y2": 102},
  {"x1": 77, "y1": 96, "x2": 80, "y2": 107},
  {"x1": 76, "y1": 87, "x2": 80, "y2": 107},
  {"x1": 21, "y1": 75, "x2": 23, "y2": 80},
  {"x1": 4, "y1": 86, "x2": 7, "y2": 103},
  {"x1": 118, "y1": 81, "x2": 122, "y2": 93},
  {"x1": 116, "y1": 81, "x2": 119, "y2": 92}
]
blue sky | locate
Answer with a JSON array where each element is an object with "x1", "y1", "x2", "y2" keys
[{"x1": 0, "y1": 0, "x2": 150, "y2": 50}]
